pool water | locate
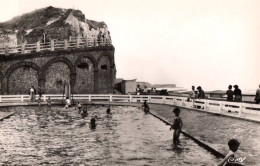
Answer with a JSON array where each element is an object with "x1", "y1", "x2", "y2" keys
[
  {"x1": 0, "y1": 105, "x2": 217, "y2": 165},
  {"x1": 148, "y1": 104, "x2": 260, "y2": 166}
]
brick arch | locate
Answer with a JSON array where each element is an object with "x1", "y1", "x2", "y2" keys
[
  {"x1": 5, "y1": 61, "x2": 41, "y2": 78},
  {"x1": 97, "y1": 52, "x2": 114, "y2": 68},
  {"x1": 42, "y1": 57, "x2": 75, "y2": 94},
  {"x1": 74, "y1": 53, "x2": 97, "y2": 94},
  {"x1": 75, "y1": 53, "x2": 98, "y2": 70},
  {"x1": 5, "y1": 61, "x2": 41, "y2": 94},
  {"x1": 42, "y1": 57, "x2": 75, "y2": 76}
]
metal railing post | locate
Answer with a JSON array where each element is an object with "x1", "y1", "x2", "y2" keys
[
  {"x1": 219, "y1": 102, "x2": 222, "y2": 113},
  {"x1": 64, "y1": 40, "x2": 68, "y2": 50},
  {"x1": 21, "y1": 43, "x2": 25, "y2": 54},
  {"x1": 76, "y1": 36, "x2": 80, "y2": 48},
  {"x1": 36, "y1": 41, "x2": 40, "y2": 52},
  {"x1": 239, "y1": 103, "x2": 243, "y2": 117},
  {"x1": 148, "y1": 96, "x2": 151, "y2": 102},
  {"x1": 181, "y1": 97, "x2": 184, "y2": 106},
  {"x1": 109, "y1": 95, "x2": 112, "y2": 102},
  {"x1": 85, "y1": 37, "x2": 89, "y2": 47},
  {"x1": 173, "y1": 96, "x2": 176, "y2": 105},
  {"x1": 5, "y1": 46, "x2": 9, "y2": 55},
  {"x1": 204, "y1": 100, "x2": 207, "y2": 110},
  {"x1": 89, "y1": 95, "x2": 91, "y2": 101},
  {"x1": 51, "y1": 40, "x2": 54, "y2": 51},
  {"x1": 129, "y1": 95, "x2": 132, "y2": 102},
  {"x1": 94, "y1": 38, "x2": 97, "y2": 46}
]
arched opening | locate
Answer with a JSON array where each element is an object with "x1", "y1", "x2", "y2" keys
[
  {"x1": 44, "y1": 62, "x2": 71, "y2": 94},
  {"x1": 8, "y1": 66, "x2": 39, "y2": 94},
  {"x1": 98, "y1": 55, "x2": 111, "y2": 93},
  {"x1": 74, "y1": 56, "x2": 95, "y2": 94}
]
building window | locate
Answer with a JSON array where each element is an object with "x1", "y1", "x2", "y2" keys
[
  {"x1": 101, "y1": 65, "x2": 107, "y2": 70},
  {"x1": 77, "y1": 63, "x2": 89, "y2": 70}
]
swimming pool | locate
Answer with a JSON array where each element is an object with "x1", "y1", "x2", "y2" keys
[
  {"x1": 0, "y1": 105, "x2": 217, "y2": 165},
  {"x1": 149, "y1": 104, "x2": 260, "y2": 166}
]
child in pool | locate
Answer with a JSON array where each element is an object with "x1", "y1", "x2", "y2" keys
[
  {"x1": 106, "y1": 106, "x2": 111, "y2": 114},
  {"x1": 81, "y1": 107, "x2": 88, "y2": 117},
  {"x1": 217, "y1": 139, "x2": 243, "y2": 166},
  {"x1": 142, "y1": 100, "x2": 150, "y2": 113},
  {"x1": 89, "y1": 117, "x2": 97, "y2": 129},
  {"x1": 65, "y1": 97, "x2": 71, "y2": 109},
  {"x1": 46, "y1": 97, "x2": 51, "y2": 106},
  {"x1": 170, "y1": 107, "x2": 183, "y2": 144},
  {"x1": 76, "y1": 102, "x2": 82, "y2": 114}
]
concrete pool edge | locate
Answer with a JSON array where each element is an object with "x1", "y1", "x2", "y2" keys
[
  {"x1": 0, "y1": 112, "x2": 15, "y2": 121},
  {"x1": 148, "y1": 111, "x2": 225, "y2": 159}
]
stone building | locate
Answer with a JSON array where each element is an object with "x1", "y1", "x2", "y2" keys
[
  {"x1": 0, "y1": 46, "x2": 116, "y2": 95},
  {"x1": 0, "y1": 7, "x2": 116, "y2": 95}
]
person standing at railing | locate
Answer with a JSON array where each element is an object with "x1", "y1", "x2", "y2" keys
[
  {"x1": 226, "y1": 85, "x2": 234, "y2": 102},
  {"x1": 233, "y1": 85, "x2": 242, "y2": 102},
  {"x1": 197, "y1": 86, "x2": 205, "y2": 99},
  {"x1": 136, "y1": 84, "x2": 141, "y2": 95},
  {"x1": 187, "y1": 86, "x2": 196, "y2": 102},
  {"x1": 255, "y1": 85, "x2": 260, "y2": 104},
  {"x1": 29, "y1": 86, "x2": 36, "y2": 102}
]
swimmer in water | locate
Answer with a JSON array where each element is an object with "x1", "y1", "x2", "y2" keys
[
  {"x1": 76, "y1": 102, "x2": 82, "y2": 114},
  {"x1": 89, "y1": 117, "x2": 97, "y2": 129},
  {"x1": 170, "y1": 107, "x2": 183, "y2": 145},
  {"x1": 81, "y1": 107, "x2": 88, "y2": 117},
  {"x1": 46, "y1": 97, "x2": 51, "y2": 106},
  {"x1": 107, "y1": 106, "x2": 111, "y2": 114},
  {"x1": 217, "y1": 139, "x2": 243, "y2": 166},
  {"x1": 65, "y1": 97, "x2": 71, "y2": 109},
  {"x1": 142, "y1": 100, "x2": 150, "y2": 113}
]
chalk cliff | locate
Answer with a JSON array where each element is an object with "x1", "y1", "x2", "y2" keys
[{"x1": 0, "y1": 6, "x2": 111, "y2": 47}]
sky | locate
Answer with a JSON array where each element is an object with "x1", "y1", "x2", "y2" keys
[{"x1": 0, "y1": 0, "x2": 259, "y2": 91}]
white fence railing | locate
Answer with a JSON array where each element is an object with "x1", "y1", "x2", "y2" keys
[
  {"x1": 0, "y1": 37, "x2": 112, "y2": 55},
  {"x1": 0, "y1": 94, "x2": 260, "y2": 117}
]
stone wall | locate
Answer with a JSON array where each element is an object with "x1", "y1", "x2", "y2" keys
[{"x1": 0, "y1": 46, "x2": 115, "y2": 95}]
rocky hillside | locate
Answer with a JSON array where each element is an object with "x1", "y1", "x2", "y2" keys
[{"x1": 0, "y1": 6, "x2": 111, "y2": 46}]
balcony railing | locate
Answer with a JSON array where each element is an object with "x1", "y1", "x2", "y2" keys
[{"x1": 0, "y1": 37, "x2": 112, "y2": 55}]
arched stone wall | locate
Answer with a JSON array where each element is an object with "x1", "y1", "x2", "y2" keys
[
  {"x1": 74, "y1": 54, "x2": 97, "y2": 94},
  {"x1": 42, "y1": 57, "x2": 75, "y2": 94},
  {"x1": 5, "y1": 61, "x2": 41, "y2": 94},
  {"x1": 97, "y1": 52, "x2": 114, "y2": 67},
  {"x1": 97, "y1": 53, "x2": 112, "y2": 93}
]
